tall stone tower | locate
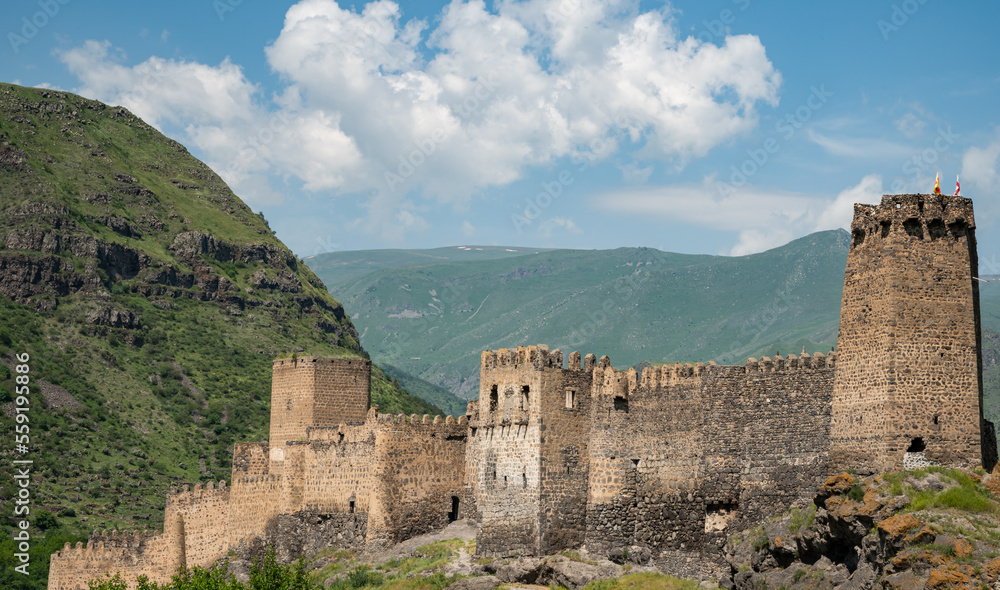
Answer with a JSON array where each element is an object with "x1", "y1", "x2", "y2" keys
[
  {"x1": 830, "y1": 194, "x2": 988, "y2": 473},
  {"x1": 470, "y1": 345, "x2": 593, "y2": 557},
  {"x1": 268, "y1": 356, "x2": 371, "y2": 454}
]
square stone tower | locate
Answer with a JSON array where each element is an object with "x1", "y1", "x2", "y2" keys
[
  {"x1": 830, "y1": 194, "x2": 987, "y2": 473},
  {"x1": 268, "y1": 356, "x2": 371, "y2": 454},
  {"x1": 471, "y1": 345, "x2": 593, "y2": 557}
]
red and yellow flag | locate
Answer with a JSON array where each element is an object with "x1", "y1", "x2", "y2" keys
[{"x1": 933, "y1": 173, "x2": 941, "y2": 194}]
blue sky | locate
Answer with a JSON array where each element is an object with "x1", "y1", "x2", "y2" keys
[{"x1": 4, "y1": 0, "x2": 1000, "y2": 266}]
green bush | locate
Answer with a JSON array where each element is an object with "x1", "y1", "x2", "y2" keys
[{"x1": 87, "y1": 552, "x2": 313, "y2": 590}]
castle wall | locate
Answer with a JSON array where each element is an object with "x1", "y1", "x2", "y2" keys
[
  {"x1": 228, "y1": 443, "x2": 283, "y2": 544},
  {"x1": 586, "y1": 355, "x2": 835, "y2": 577},
  {"x1": 164, "y1": 483, "x2": 231, "y2": 569},
  {"x1": 831, "y1": 194, "x2": 985, "y2": 472},
  {"x1": 47, "y1": 533, "x2": 180, "y2": 590},
  {"x1": 366, "y1": 414, "x2": 470, "y2": 546},
  {"x1": 289, "y1": 422, "x2": 377, "y2": 515}
]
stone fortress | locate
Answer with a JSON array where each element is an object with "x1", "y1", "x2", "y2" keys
[{"x1": 47, "y1": 194, "x2": 997, "y2": 589}]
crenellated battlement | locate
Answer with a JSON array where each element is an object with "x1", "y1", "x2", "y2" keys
[
  {"x1": 744, "y1": 351, "x2": 836, "y2": 372},
  {"x1": 593, "y1": 352, "x2": 837, "y2": 399},
  {"x1": 481, "y1": 345, "x2": 605, "y2": 372},
  {"x1": 167, "y1": 479, "x2": 228, "y2": 498},
  {"x1": 272, "y1": 356, "x2": 370, "y2": 369},
  {"x1": 851, "y1": 194, "x2": 975, "y2": 250}
]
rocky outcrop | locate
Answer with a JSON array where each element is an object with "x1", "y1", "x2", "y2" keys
[
  {"x1": 723, "y1": 471, "x2": 1000, "y2": 590},
  {"x1": 0, "y1": 133, "x2": 28, "y2": 171},
  {"x1": 250, "y1": 269, "x2": 302, "y2": 293},
  {"x1": 86, "y1": 306, "x2": 142, "y2": 329},
  {"x1": 489, "y1": 554, "x2": 622, "y2": 589},
  {"x1": 259, "y1": 511, "x2": 368, "y2": 564},
  {"x1": 170, "y1": 231, "x2": 296, "y2": 270},
  {"x1": 0, "y1": 253, "x2": 98, "y2": 304}
]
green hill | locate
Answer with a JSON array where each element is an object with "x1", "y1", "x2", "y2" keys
[
  {"x1": 307, "y1": 245, "x2": 553, "y2": 287},
  {"x1": 0, "y1": 83, "x2": 442, "y2": 590}
]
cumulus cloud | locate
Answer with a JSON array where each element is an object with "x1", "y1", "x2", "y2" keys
[
  {"x1": 960, "y1": 128, "x2": 1000, "y2": 220},
  {"x1": 56, "y1": 40, "x2": 363, "y2": 207},
  {"x1": 59, "y1": 0, "x2": 782, "y2": 236},
  {"x1": 961, "y1": 128, "x2": 1000, "y2": 193},
  {"x1": 590, "y1": 174, "x2": 883, "y2": 255},
  {"x1": 538, "y1": 217, "x2": 582, "y2": 238}
]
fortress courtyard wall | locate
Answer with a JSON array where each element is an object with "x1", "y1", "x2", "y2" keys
[{"x1": 586, "y1": 354, "x2": 836, "y2": 578}]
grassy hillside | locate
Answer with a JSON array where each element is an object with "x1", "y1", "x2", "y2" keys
[
  {"x1": 307, "y1": 245, "x2": 553, "y2": 287},
  {"x1": 319, "y1": 232, "x2": 849, "y2": 400},
  {"x1": 0, "y1": 83, "x2": 441, "y2": 590}
]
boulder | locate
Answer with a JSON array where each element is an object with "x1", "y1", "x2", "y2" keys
[
  {"x1": 538, "y1": 558, "x2": 617, "y2": 589},
  {"x1": 495, "y1": 556, "x2": 543, "y2": 584},
  {"x1": 444, "y1": 575, "x2": 499, "y2": 590}
]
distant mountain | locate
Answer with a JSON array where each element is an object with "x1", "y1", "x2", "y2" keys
[
  {"x1": 311, "y1": 234, "x2": 1000, "y2": 427},
  {"x1": 306, "y1": 245, "x2": 555, "y2": 286},
  {"x1": 312, "y1": 232, "x2": 847, "y2": 399},
  {"x1": 0, "y1": 82, "x2": 442, "y2": 589}
]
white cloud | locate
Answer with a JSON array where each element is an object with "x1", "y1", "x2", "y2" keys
[
  {"x1": 59, "y1": 0, "x2": 783, "y2": 238},
  {"x1": 56, "y1": 40, "x2": 363, "y2": 207},
  {"x1": 590, "y1": 174, "x2": 883, "y2": 255},
  {"x1": 961, "y1": 128, "x2": 1000, "y2": 191},
  {"x1": 812, "y1": 174, "x2": 883, "y2": 232},
  {"x1": 960, "y1": 128, "x2": 1000, "y2": 219},
  {"x1": 806, "y1": 129, "x2": 912, "y2": 159},
  {"x1": 538, "y1": 217, "x2": 582, "y2": 238}
]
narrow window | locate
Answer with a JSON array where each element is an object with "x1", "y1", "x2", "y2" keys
[
  {"x1": 338, "y1": 433, "x2": 345, "y2": 443},
  {"x1": 521, "y1": 385, "x2": 530, "y2": 411},
  {"x1": 565, "y1": 389, "x2": 576, "y2": 409},
  {"x1": 449, "y1": 496, "x2": 460, "y2": 522},
  {"x1": 489, "y1": 385, "x2": 498, "y2": 413},
  {"x1": 933, "y1": 414, "x2": 940, "y2": 425},
  {"x1": 349, "y1": 500, "x2": 355, "y2": 514},
  {"x1": 522, "y1": 472, "x2": 527, "y2": 489}
]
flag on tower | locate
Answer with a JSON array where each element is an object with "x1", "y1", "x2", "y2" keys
[
  {"x1": 955, "y1": 175, "x2": 961, "y2": 196},
  {"x1": 933, "y1": 173, "x2": 941, "y2": 194}
]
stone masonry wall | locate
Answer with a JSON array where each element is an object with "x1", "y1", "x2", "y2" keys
[
  {"x1": 473, "y1": 347, "x2": 547, "y2": 557},
  {"x1": 473, "y1": 345, "x2": 596, "y2": 557},
  {"x1": 831, "y1": 194, "x2": 986, "y2": 473},
  {"x1": 47, "y1": 532, "x2": 180, "y2": 590},
  {"x1": 367, "y1": 414, "x2": 470, "y2": 546},
  {"x1": 586, "y1": 354, "x2": 835, "y2": 578},
  {"x1": 537, "y1": 350, "x2": 592, "y2": 555}
]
